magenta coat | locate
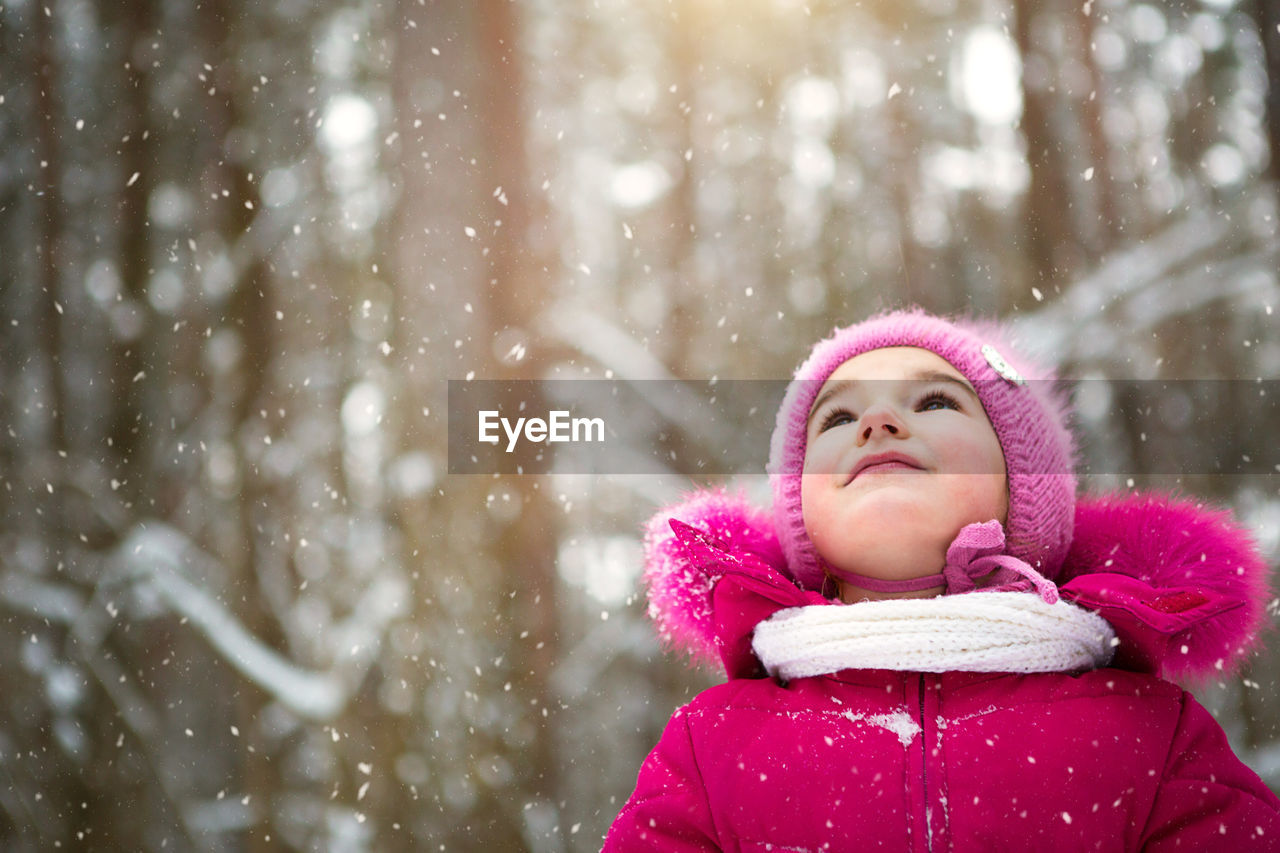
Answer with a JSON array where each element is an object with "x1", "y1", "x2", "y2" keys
[{"x1": 604, "y1": 491, "x2": 1280, "y2": 852}]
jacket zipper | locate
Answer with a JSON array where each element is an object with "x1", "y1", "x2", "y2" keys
[{"x1": 918, "y1": 672, "x2": 931, "y2": 852}]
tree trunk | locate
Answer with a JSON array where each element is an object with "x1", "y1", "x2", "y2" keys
[
  {"x1": 1074, "y1": 2, "x2": 1118, "y2": 253},
  {"x1": 33, "y1": 0, "x2": 68, "y2": 500},
  {"x1": 104, "y1": 0, "x2": 155, "y2": 520},
  {"x1": 476, "y1": 2, "x2": 566, "y2": 848},
  {"x1": 389, "y1": 0, "x2": 565, "y2": 846},
  {"x1": 198, "y1": 4, "x2": 278, "y2": 850},
  {"x1": 663, "y1": 2, "x2": 707, "y2": 377},
  {"x1": 1012, "y1": 0, "x2": 1082, "y2": 302},
  {"x1": 1253, "y1": 0, "x2": 1280, "y2": 183}
]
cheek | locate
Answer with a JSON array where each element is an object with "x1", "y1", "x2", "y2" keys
[
  {"x1": 939, "y1": 475, "x2": 1008, "y2": 522},
  {"x1": 934, "y1": 426, "x2": 1006, "y2": 477},
  {"x1": 801, "y1": 433, "x2": 847, "y2": 476},
  {"x1": 800, "y1": 476, "x2": 851, "y2": 553},
  {"x1": 799, "y1": 476, "x2": 828, "y2": 537},
  {"x1": 932, "y1": 431, "x2": 1008, "y2": 522}
]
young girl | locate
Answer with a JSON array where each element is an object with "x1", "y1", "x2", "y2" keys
[{"x1": 604, "y1": 309, "x2": 1280, "y2": 852}]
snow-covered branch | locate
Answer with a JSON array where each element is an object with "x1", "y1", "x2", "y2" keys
[
  {"x1": 115, "y1": 524, "x2": 407, "y2": 722},
  {"x1": 539, "y1": 303, "x2": 678, "y2": 382},
  {"x1": 1016, "y1": 187, "x2": 1279, "y2": 366},
  {"x1": 538, "y1": 302, "x2": 751, "y2": 464}
]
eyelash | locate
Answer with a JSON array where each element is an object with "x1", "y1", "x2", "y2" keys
[
  {"x1": 817, "y1": 390, "x2": 961, "y2": 433},
  {"x1": 918, "y1": 389, "x2": 961, "y2": 412}
]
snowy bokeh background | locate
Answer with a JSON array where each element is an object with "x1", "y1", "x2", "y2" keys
[{"x1": 2, "y1": 0, "x2": 1280, "y2": 849}]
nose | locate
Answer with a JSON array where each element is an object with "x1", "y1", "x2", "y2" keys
[{"x1": 856, "y1": 404, "x2": 909, "y2": 446}]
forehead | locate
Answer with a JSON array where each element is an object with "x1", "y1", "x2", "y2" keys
[{"x1": 822, "y1": 346, "x2": 964, "y2": 383}]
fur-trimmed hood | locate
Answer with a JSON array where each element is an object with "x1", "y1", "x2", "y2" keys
[{"x1": 642, "y1": 489, "x2": 1271, "y2": 682}]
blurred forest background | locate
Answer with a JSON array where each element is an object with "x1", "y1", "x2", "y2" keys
[{"x1": 3, "y1": 0, "x2": 1280, "y2": 849}]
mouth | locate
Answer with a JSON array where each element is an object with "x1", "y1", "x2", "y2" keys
[{"x1": 846, "y1": 452, "x2": 926, "y2": 484}]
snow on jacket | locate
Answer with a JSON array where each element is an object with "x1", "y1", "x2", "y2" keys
[{"x1": 604, "y1": 490, "x2": 1280, "y2": 852}]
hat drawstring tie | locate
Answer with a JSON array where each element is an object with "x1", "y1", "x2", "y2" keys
[{"x1": 942, "y1": 521, "x2": 1059, "y2": 604}]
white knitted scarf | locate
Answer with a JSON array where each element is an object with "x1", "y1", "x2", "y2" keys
[{"x1": 752, "y1": 592, "x2": 1116, "y2": 680}]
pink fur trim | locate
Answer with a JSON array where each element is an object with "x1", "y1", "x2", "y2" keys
[
  {"x1": 1063, "y1": 490, "x2": 1272, "y2": 680},
  {"x1": 641, "y1": 487, "x2": 1272, "y2": 683},
  {"x1": 642, "y1": 489, "x2": 784, "y2": 668}
]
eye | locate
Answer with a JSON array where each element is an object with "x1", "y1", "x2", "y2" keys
[
  {"x1": 917, "y1": 389, "x2": 961, "y2": 412},
  {"x1": 817, "y1": 407, "x2": 856, "y2": 433}
]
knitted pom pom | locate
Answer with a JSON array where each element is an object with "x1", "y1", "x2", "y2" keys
[
  {"x1": 642, "y1": 489, "x2": 785, "y2": 668},
  {"x1": 1062, "y1": 491, "x2": 1272, "y2": 681}
]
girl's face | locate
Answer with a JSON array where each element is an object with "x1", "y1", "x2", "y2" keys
[{"x1": 801, "y1": 347, "x2": 1008, "y2": 592}]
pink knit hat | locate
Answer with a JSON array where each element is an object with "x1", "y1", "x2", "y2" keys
[{"x1": 767, "y1": 309, "x2": 1077, "y2": 591}]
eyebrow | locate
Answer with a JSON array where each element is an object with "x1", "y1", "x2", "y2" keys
[{"x1": 807, "y1": 370, "x2": 981, "y2": 423}]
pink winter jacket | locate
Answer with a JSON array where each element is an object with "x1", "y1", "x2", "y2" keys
[{"x1": 604, "y1": 491, "x2": 1280, "y2": 852}]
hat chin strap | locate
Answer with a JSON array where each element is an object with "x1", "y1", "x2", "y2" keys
[
  {"x1": 826, "y1": 520, "x2": 1059, "y2": 604},
  {"x1": 833, "y1": 571, "x2": 946, "y2": 594}
]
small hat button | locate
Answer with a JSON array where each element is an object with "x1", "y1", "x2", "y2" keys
[{"x1": 982, "y1": 344, "x2": 1026, "y2": 386}]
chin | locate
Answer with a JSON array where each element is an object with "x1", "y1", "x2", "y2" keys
[
  {"x1": 836, "y1": 533, "x2": 948, "y2": 579},
  {"x1": 806, "y1": 487, "x2": 1000, "y2": 579},
  {"x1": 845, "y1": 489, "x2": 938, "y2": 531},
  {"x1": 815, "y1": 505, "x2": 957, "y2": 580}
]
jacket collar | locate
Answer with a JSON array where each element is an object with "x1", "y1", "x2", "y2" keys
[{"x1": 648, "y1": 488, "x2": 1268, "y2": 683}]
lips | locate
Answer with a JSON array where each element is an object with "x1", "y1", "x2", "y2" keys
[{"x1": 847, "y1": 452, "x2": 925, "y2": 484}]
